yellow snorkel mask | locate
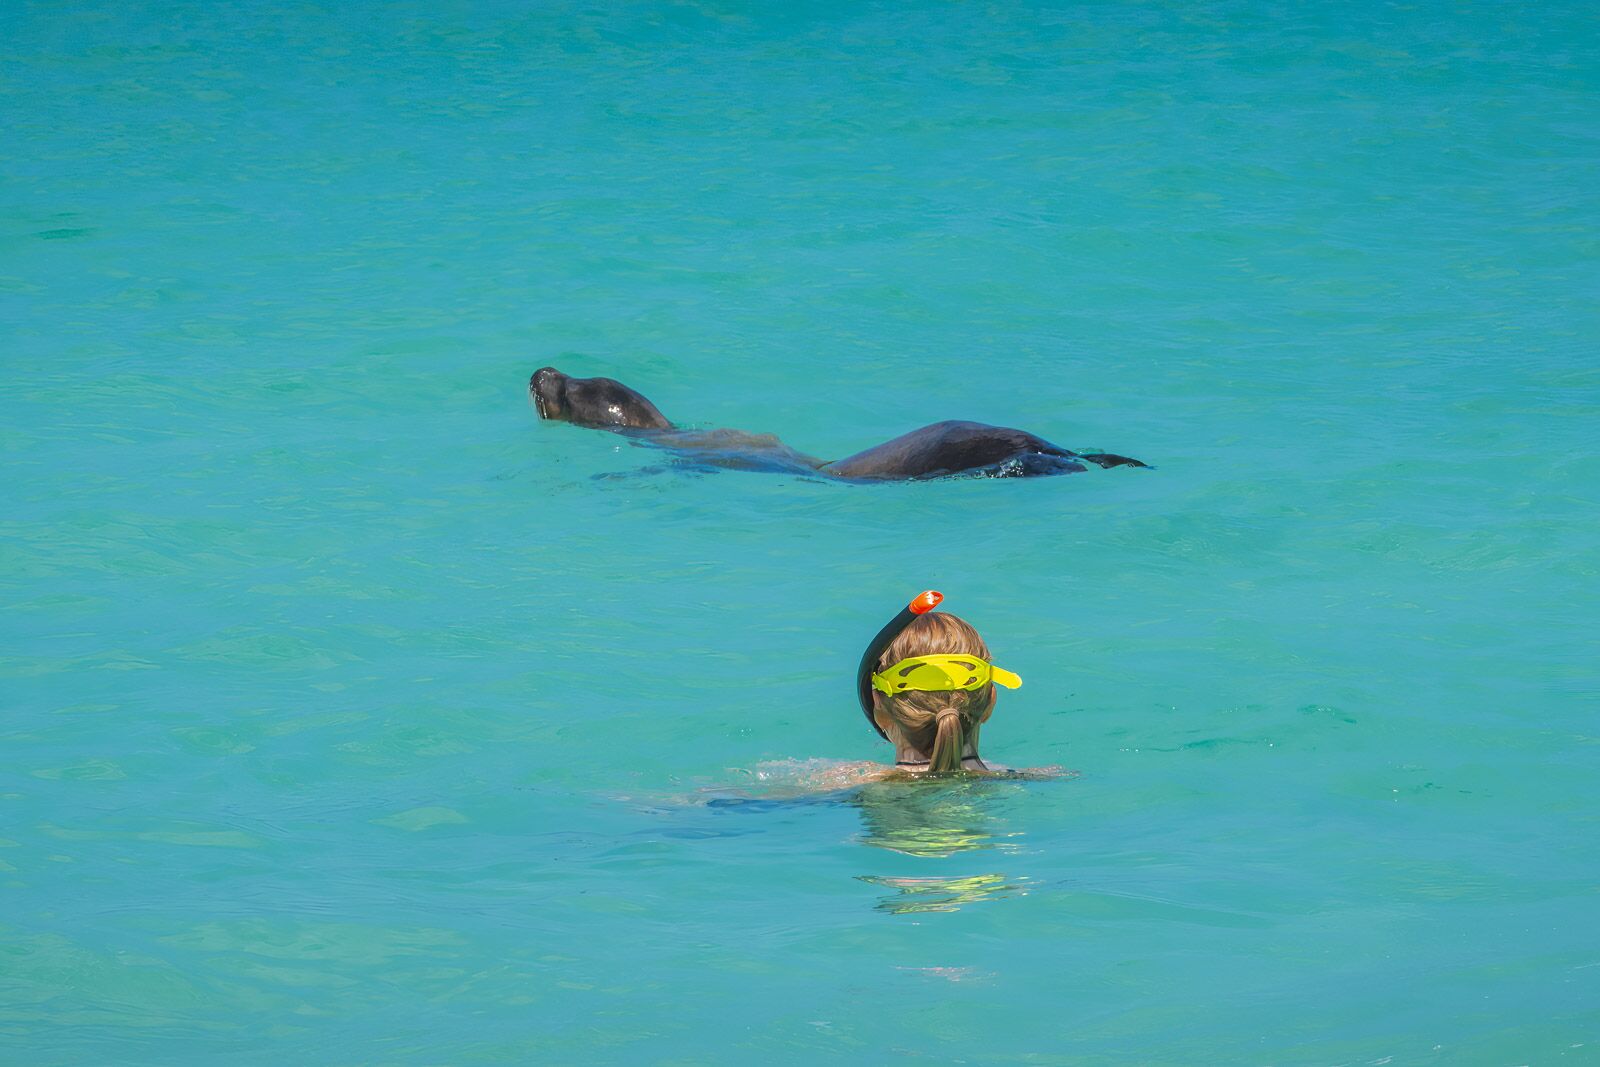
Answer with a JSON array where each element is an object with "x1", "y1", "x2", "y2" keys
[{"x1": 871, "y1": 654, "x2": 1023, "y2": 695}]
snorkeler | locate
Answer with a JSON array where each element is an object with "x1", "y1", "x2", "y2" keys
[
  {"x1": 691, "y1": 589, "x2": 1053, "y2": 802},
  {"x1": 858, "y1": 591, "x2": 1023, "y2": 775}
]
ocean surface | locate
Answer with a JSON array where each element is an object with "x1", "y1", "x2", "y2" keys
[{"x1": 4, "y1": 0, "x2": 1597, "y2": 1062}]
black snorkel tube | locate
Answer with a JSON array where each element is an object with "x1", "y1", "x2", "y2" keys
[{"x1": 856, "y1": 589, "x2": 943, "y2": 739}]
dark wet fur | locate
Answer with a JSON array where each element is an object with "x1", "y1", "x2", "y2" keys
[
  {"x1": 530, "y1": 367, "x2": 1148, "y2": 481},
  {"x1": 823, "y1": 420, "x2": 1091, "y2": 480}
]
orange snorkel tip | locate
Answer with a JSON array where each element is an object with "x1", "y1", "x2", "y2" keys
[{"x1": 909, "y1": 590, "x2": 943, "y2": 615}]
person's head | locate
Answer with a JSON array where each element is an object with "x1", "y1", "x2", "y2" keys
[{"x1": 871, "y1": 612, "x2": 999, "y2": 773}]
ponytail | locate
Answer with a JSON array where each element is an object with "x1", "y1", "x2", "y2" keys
[{"x1": 928, "y1": 705, "x2": 965, "y2": 772}]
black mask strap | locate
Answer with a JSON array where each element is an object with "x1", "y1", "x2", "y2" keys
[{"x1": 856, "y1": 590, "x2": 943, "y2": 739}]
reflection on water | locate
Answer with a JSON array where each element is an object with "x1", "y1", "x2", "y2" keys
[
  {"x1": 852, "y1": 778, "x2": 1030, "y2": 915},
  {"x1": 850, "y1": 777, "x2": 1023, "y2": 858},
  {"x1": 694, "y1": 767, "x2": 1062, "y2": 916},
  {"x1": 858, "y1": 873, "x2": 1031, "y2": 915}
]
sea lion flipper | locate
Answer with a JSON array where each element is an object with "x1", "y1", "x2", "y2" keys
[{"x1": 1076, "y1": 452, "x2": 1149, "y2": 470}]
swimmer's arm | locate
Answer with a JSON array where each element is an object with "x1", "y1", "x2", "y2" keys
[
  {"x1": 733, "y1": 760, "x2": 900, "y2": 796},
  {"x1": 973, "y1": 763, "x2": 1073, "y2": 781},
  {"x1": 751, "y1": 760, "x2": 1076, "y2": 792},
  {"x1": 815, "y1": 761, "x2": 904, "y2": 788},
  {"x1": 704, "y1": 761, "x2": 1076, "y2": 802}
]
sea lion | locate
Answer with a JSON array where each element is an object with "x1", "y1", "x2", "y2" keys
[{"x1": 528, "y1": 367, "x2": 1146, "y2": 480}]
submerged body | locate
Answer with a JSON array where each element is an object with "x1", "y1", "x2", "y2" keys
[
  {"x1": 823, "y1": 421, "x2": 1088, "y2": 479},
  {"x1": 529, "y1": 366, "x2": 1146, "y2": 481}
]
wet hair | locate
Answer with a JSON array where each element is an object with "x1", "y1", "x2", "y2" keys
[{"x1": 873, "y1": 612, "x2": 996, "y2": 773}]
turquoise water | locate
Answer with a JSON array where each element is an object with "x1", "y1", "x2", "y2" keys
[{"x1": 4, "y1": 0, "x2": 1597, "y2": 1061}]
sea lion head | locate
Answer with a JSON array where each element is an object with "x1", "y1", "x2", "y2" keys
[{"x1": 529, "y1": 367, "x2": 672, "y2": 431}]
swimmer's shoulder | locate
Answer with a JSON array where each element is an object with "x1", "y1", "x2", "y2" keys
[
  {"x1": 977, "y1": 764, "x2": 1074, "y2": 781},
  {"x1": 886, "y1": 760, "x2": 1076, "y2": 782},
  {"x1": 809, "y1": 760, "x2": 902, "y2": 790}
]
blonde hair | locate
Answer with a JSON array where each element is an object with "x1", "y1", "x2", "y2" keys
[{"x1": 872, "y1": 612, "x2": 996, "y2": 773}]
